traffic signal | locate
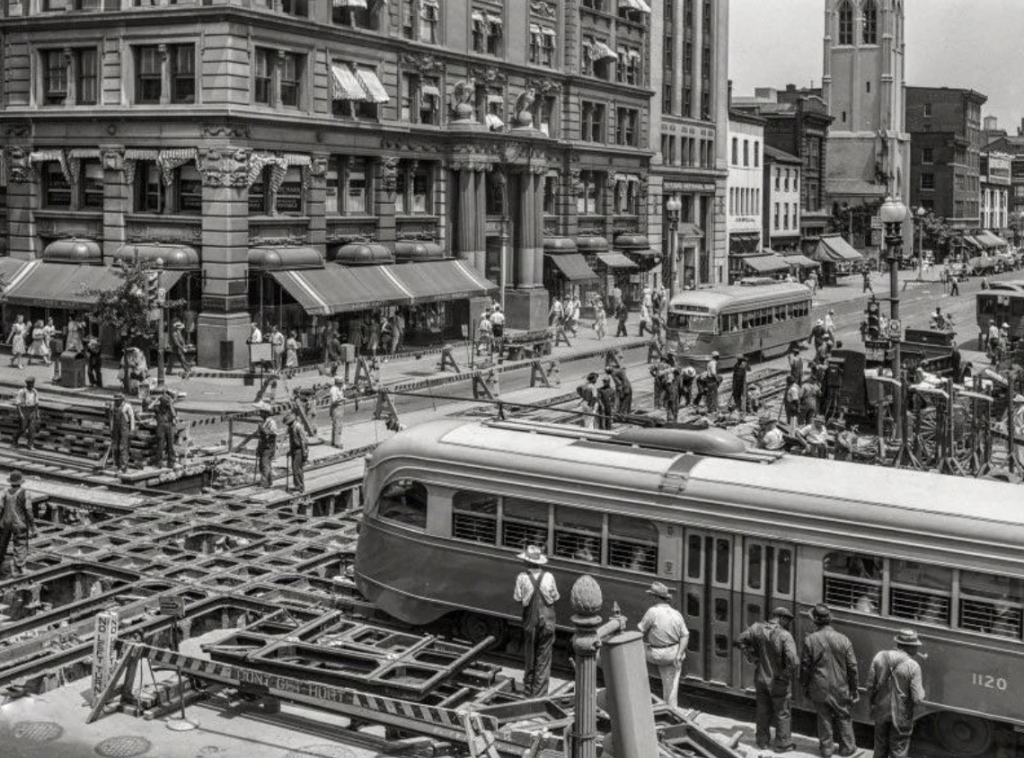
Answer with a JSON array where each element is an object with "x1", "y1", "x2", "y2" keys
[
  {"x1": 145, "y1": 271, "x2": 160, "y2": 309},
  {"x1": 866, "y1": 299, "x2": 880, "y2": 339}
]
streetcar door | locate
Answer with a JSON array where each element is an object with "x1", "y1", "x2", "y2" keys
[
  {"x1": 738, "y1": 539, "x2": 798, "y2": 691},
  {"x1": 682, "y1": 530, "x2": 737, "y2": 687}
]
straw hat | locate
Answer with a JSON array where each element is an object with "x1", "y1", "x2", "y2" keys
[
  {"x1": 645, "y1": 582, "x2": 672, "y2": 601},
  {"x1": 895, "y1": 629, "x2": 923, "y2": 647},
  {"x1": 516, "y1": 545, "x2": 548, "y2": 565}
]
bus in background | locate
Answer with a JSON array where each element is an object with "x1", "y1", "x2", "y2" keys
[
  {"x1": 975, "y1": 281, "x2": 1024, "y2": 347},
  {"x1": 665, "y1": 278, "x2": 813, "y2": 369}
]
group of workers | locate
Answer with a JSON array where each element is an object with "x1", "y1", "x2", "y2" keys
[
  {"x1": 649, "y1": 351, "x2": 723, "y2": 422},
  {"x1": 575, "y1": 365, "x2": 633, "y2": 429},
  {"x1": 513, "y1": 545, "x2": 925, "y2": 758},
  {"x1": 475, "y1": 305, "x2": 507, "y2": 356}
]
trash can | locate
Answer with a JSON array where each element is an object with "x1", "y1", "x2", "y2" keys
[{"x1": 59, "y1": 351, "x2": 87, "y2": 389}]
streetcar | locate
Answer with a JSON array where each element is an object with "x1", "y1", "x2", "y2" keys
[
  {"x1": 664, "y1": 279, "x2": 813, "y2": 369},
  {"x1": 975, "y1": 281, "x2": 1024, "y2": 346},
  {"x1": 355, "y1": 418, "x2": 1024, "y2": 758}
]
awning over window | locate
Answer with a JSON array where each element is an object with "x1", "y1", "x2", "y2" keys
[
  {"x1": 546, "y1": 253, "x2": 599, "y2": 282},
  {"x1": 113, "y1": 243, "x2": 200, "y2": 270},
  {"x1": 392, "y1": 259, "x2": 497, "y2": 303},
  {"x1": 595, "y1": 252, "x2": 639, "y2": 270},
  {"x1": 529, "y1": 22, "x2": 541, "y2": 35},
  {"x1": 333, "y1": 0, "x2": 368, "y2": 7},
  {"x1": 4, "y1": 263, "x2": 182, "y2": 309},
  {"x1": 784, "y1": 254, "x2": 821, "y2": 270},
  {"x1": 678, "y1": 223, "x2": 704, "y2": 240},
  {"x1": 486, "y1": 113, "x2": 504, "y2": 130},
  {"x1": 421, "y1": 83, "x2": 441, "y2": 99},
  {"x1": 962, "y1": 235, "x2": 984, "y2": 251},
  {"x1": 487, "y1": 93, "x2": 505, "y2": 105},
  {"x1": 814, "y1": 235, "x2": 863, "y2": 262},
  {"x1": 42, "y1": 238, "x2": 103, "y2": 265},
  {"x1": 356, "y1": 68, "x2": 389, "y2": 104},
  {"x1": 331, "y1": 63, "x2": 365, "y2": 102},
  {"x1": 541, "y1": 26, "x2": 556, "y2": 38},
  {"x1": 248, "y1": 246, "x2": 325, "y2": 271},
  {"x1": 487, "y1": 13, "x2": 503, "y2": 33},
  {"x1": 742, "y1": 254, "x2": 790, "y2": 274},
  {"x1": 590, "y1": 41, "x2": 619, "y2": 61},
  {"x1": 472, "y1": 9, "x2": 486, "y2": 30}
]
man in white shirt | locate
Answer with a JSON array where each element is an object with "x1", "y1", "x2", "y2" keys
[
  {"x1": 759, "y1": 417, "x2": 786, "y2": 451},
  {"x1": 249, "y1": 322, "x2": 263, "y2": 343},
  {"x1": 513, "y1": 545, "x2": 559, "y2": 697},
  {"x1": 639, "y1": 582, "x2": 689, "y2": 708},
  {"x1": 328, "y1": 377, "x2": 345, "y2": 449},
  {"x1": 798, "y1": 415, "x2": 831, "y2": 458},
  {"x1": 489, "y1": 306, "x2": 506, "y2": 343}
]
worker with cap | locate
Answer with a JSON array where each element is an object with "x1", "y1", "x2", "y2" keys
[
  {"x1": 704, "y1": 351, "x2": 721, "y2": 413},
  {"x1": 731, "y1": 355, "x2": 749, "y2": 414},
  {"x1": 737, "y1": 607, "x2": 799, "y2": 752},
  {"x1": 512, "y1": 544, "x2": 559, "y2": 697},
  {"x1": 801, "y1": 604, "x2": 859, "y2": 758},
  {"x1": 577, "y1": 372, "x2": 599, "y2": 429},
  {"x1": 605, "y1": 364, "x2": 632, "y2": 416},
  {"x1": 866, "y1": 629, "x2": 926, "y2": 758},
  {"x1": 168, "y1": 320, "x2": 193, "y2": 380},
  {"x1": 0, "y1": 471, "x2": 34, "y2": 577},
  {"x1": 283, "y1": 412, "x2": 308, "y2": 493},
  {"x1": 328, "y1": 377, "x2": 345, "y2": 449},
  {"x1": 597, "y1": 374, "x2": 617, "y2": 430},
  {"x1": 758, "y1": 416, "x2": 785, "y2": 451},
  {"x1": 110, "y1": 393, "x2": 137, "y2": 473},
  {"x1": 254, "y1": 402, "x2": 278, "y2": 488},
  {"x1": 14, "y1": 376, "x2": 40, "y2": 449},
  {"x1": 638, "y1": 581, "x2": 689, "y2": 708},
  {"x1": 147, "y1": 388, "x2": 179, "y2": 468},
  {"x1": 798, "y1": 415, "x2": 831, "y2": 458}
]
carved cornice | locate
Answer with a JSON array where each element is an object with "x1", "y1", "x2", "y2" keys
[
  {"x1": 6, "y1": 146, "x2": 31, "y2": 184},
  {"x1": 470, "y1": 66, "x2": 507, "y2": 85},
  {"x1": 400, "y1": 53, "x2": 445, "y2": 75},
  {"x1": 197, "y1": 148, "x2": 251, "y2": 188},
  {"x1": 202, "y1": 124, "x2": 251, "y2": 140},
  {"x1": 530, "y1": 0, "x2": 556, "y2": 18},
  {"x1": 100, "y1": 147, "x2": 125, "y2": 172}
]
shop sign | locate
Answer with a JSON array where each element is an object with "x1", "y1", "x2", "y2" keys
[{"x1": 664, "y1": 181, "x2": 716, "y2": 193}]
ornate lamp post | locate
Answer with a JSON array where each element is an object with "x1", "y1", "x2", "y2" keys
[
  {"x1": 913, "y1": 206, "x2": 927, "y2": 281},
  {"x1": 665, "y1": 196, "x2": 682, "y2": 300},
  {"x1": 154, "y1": 257, "x2": 166, "y2": 390},
  {"x1": 879, "y1": 196, "x2": 908, "y2": 440}
]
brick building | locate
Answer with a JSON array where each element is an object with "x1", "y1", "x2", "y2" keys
[{"x1": 0, "y1": 0, "x2": 653, "y2": 369}]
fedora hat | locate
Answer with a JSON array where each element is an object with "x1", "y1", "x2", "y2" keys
[
  {"x1": 895, "y1": 628, "x2": 923, "y2": 647},
  {"x1": 646, "y1": 581, "x2": 672, "y2": 601},
  {"x1": 811, "y1": 604, "x2": 831, "y2": 623},
  {"x1": 516, "y1": 544, "x2": 548, "y2": 565},
  {"x1": 9, "y1": 471, "x2": 24, "y2": 486}
]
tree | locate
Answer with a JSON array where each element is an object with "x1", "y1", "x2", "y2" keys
[{"x1": 828, "y1": 199, "x2": 883, "y2": 247}]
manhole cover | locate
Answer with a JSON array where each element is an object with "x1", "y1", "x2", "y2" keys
[
  {"x1": 95, "y1": 735, "x2": 152, "y2": 758},
  {"x1": 12, "y1": 721, "x2": 63, "y2": 743},
  {"x1": 283, "y1": 746, "x2": 356, "y2": 758}
]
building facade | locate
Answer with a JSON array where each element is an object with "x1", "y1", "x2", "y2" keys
[
  {"x1": 906, "y1": 87, "x2": 986, "y2": 228},
  {"x1": 725, "y1": 110, "x2": 763, "y2": 282},
  {"x1": 980, "y1": 149, "x2": 1010, "y2": 234},
  {"x1": 822, "y1": 0, "x2": 910, "y2": 217},
  {"x1": 981, "y1": 134, "x2": 1024, "y2": 243},
  {"x1": 648, "y1": 0, "x2": 730, "y2": 292},
  {"x1": 762, "y1": 145, "x2": 802, "y2": 254},
  {"x1": 0, "y1": 0, "x2": 654, "y2": 368}
]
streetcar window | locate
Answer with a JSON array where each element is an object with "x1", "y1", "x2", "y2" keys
[
  {"x1": 958, "y1": 570, "x2": 1024, "y2": 640},
  {"x1": 746, "y1": 543, "x2": 763, "y2": 591},
  {"x1": 1013, "y1": 300, "x2": 1024, "y2": 317},
  {"x1": 669, "y1": 313, "x2": 718, "y2": 334},
  {"x1": 714, "y1": 538, "x2": 730, "y2": 584},
  {"x1": 451, "y1": 491, "x2": 498, "y2": 545},
  {"x1": 889, "y1": 560, "x2": 952, "y2": 625},
  {"x1": 607, "y1": 515, "x2": 658, "y2": 574},
  {"x1": 501, "y1": 497, "x2": 550, "y2": 552},
  {"x1": 686, "y1": 534, "x2": 703, "y2": 580},
  {"x1": 553, "y1": 507, "x2": 602, "y2": 564},
  {"x1": 377, "y1": 480, "x2": 428, "y2": 529},
  {"x1": 776, "y1": 548, "x2": 794, "y2": 597},
  {"x1": 823, "y1": 550, "x2": 882, "y2": 612},
  {"x1": 978, "y1": 297, "x2": 994, "y2": 314}
]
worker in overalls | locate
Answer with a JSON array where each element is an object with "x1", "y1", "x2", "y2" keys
[
  {"x1": 512, "y1": 545, "x2": 559, "y2": 697},
  {"x1": 110, "y1": 393, "x2": 136, "y2": 473},
  {"x1": 254, "y1": 402, "x2": 278, "y2": 488}
]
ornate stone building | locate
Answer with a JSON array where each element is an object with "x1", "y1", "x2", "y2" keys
[{"x1": 0, "y1": 0, "x2": 652, "y2": 368}]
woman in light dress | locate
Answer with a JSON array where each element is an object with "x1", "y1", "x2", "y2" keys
[
  {"x1": 65, "y1": 314, "x2": 85, "y2": 354},
  {"x1": 285, "y1": 331, "x2": 299, "y2": 369},
  {"x1": 593, "y1": 303, "x2": 607, "y2": 340},
  {"x1": 28, "y1": 319, "x2": 51, "y2": 365},
  {"x1": 8, "y1": 314, "x2": 27, "y2": 369}
]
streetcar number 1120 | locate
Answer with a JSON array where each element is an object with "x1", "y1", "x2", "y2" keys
[{"x1": 971, "y1": 673, "x2": 1008, "y2": 691}]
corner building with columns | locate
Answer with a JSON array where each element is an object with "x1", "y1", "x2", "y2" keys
[{"x1": 0, "y1": 0, "x2": 653, "y2": 369}]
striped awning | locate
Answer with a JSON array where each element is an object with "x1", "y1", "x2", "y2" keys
[
  {"x1": 333, "y1": 0, "x2": 368, "y2": 7},
  {"x1": 591, "y1": 41, "x2": 619, "y2": 61},
  {"x1": 472, "y1": 9, "x2": 486, "y2": 29},
  {"x1": 421, "y1": 83, "x2": 441, "y2": 99},
  {"x1": 619, "y1": 0, "x2": 651, "y2": 11},
  {"x1": 331, "y1": 63, "x2": 366, "y2": 101},
  {"x1": 356, "y1": 68, "x2": 389, "y2": 104},
  {"x1": 485, "y1": 113, "x2": 504, "y2": 130}
]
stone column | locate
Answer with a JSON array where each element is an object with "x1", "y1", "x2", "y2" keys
[
  {"x1": 515, "y1": 171, "x2": 534, "y2": 287},
  {"x1": 99, "y1": 146, "x2": 127, "y2": 261},
  {"x1": 5, "y1": 147, "x2": 40, "y2": 260},
  {"x1": 473, "y1": 167, "x2": 487, "y2": 275},
  {"x1": 377, "y1": 157, "x2": 398, "y2": 246},
  {"x1": 532, "y1": 167, "x2": 545, "y2": 286},
  {"x1": 196, "y1": 147, "x2": 252, "y2": 370},
  {"x1": 307, "y1": 155, "x2": 328, "y2": 255},
  {"x1": 457, "y1": 168, "x2": 476, "y2": 263}
]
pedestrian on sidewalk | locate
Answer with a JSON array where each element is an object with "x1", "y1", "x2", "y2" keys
[
  {"x1": 368, "y1": 315, "x2": 381, "y2": 359},
  {"x1": 801, "y1": 604, "x2": 859, "y2": 758},
  {"x1": 147, "y1": 389, "x2": 179, "y2": 469},
  {"x1": 0, "y1": 471, "x2": 34, "y2": 578},
  {"x1": 255, "y1": 403, "x2": 277, "y2": 488},
  {"x1": 325, "y1": 330, "x2": 344, "y2": 375},
  {"x1": 513, "y1": 545, "x2": 559, "y2": 698},
  {"x1": 737, "y1": 607, "x2": 800, "y2": 753},
  {"x1": 949, "y1": 274, "x2": 960, "y2": 297},
  {"x1": 594, "y1": 302, "x2": 607, "y2": 340},
  {"x1": 8, "y1": 315, "x2": 26, "y2": 369},
  {"x1": 43, "y1": 318, "x2": 57, "y2": 365},
  {"x1": 14, "y1": 377, "x2": 40, "y2": 449},
  {"x1": 639, "y1": 300, "x2": 651, "y2": 337},
  {"x1": 28, "y1": 320, "x2": 50, "y2": 366},
  {"x1": 391, "y1": 311, "x2": 405, "y2": 355},
  {"x1": 110, "y1": 393, "x2": 136, "y2": 473},
  {"x1": 808, "y1": 270, "x2": 819, "y2": 294},
  {"x1": 283, "y1": 413, "x2": 308, "y2": 494},
  {"x1": 329, "y1": 377, "x2": 345, "y2": 449},
  {"x1": 866, "y1": 630, "x2": 926, "y2": 758},
  {"x1": 249, "y1": 322, "x2": 263, "y2": 344},
  {"x1": 490, "y1": 306, "x2": 506, "y2": 349},
  {"x1": 825, "y1": 309, "x2": 836, "y2": 337},
  {"x1": 567, "y1": 295, "x2": 581, "y2": 336},
  {"x1": 86, "y1": 336, "x2": 103, "y2": 387},
  {"x1": 65, "y1": 314, "x2": 85, "y2": 354},
  {"x1": 284, "y1": 331, "x2": 299, "y2": 371},
  {"x1": 269, "y1": 326, "x2": 285, "y2": 371},
  {"x1": 614, "y1": 300, "x2": 629, "y2": 337},
  {"x1": 168, "y1": 320, "x2": 193, "y2": 380},
  {"x1": 639, "y1": 581, "x2": 689, "y2": 709},
  {"x1": 548, "y1": 297, "x2": 563, "y2": 326},
  {"x1": 476, "y1": 311, "x2": 494, "y2": 355},
  {"x1": 862, "y1": 269, "x2": 874, "y2": 295}
]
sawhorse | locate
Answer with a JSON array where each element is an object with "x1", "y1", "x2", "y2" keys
[
  {"x1": 373, "y1": 389, "x2": 400, "y2": 424},
  {"x1": 472, "y1": 370, "x2": 498, "y2": 399},
  {"x1": 605, "y1": 349, "x2": 624, "y2": 369},
  {"x1": 438, "y1": 346, "x2": 460, "y2": 373},
  {"x1": 553, "y1": 326, "x2": 572, "y2": 348},
  {"x1": 528, "y1": 359, "x2": 559, "y2": 388}
]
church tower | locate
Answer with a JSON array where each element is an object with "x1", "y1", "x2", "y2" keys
[{"x1": 822, "y1": 0, "x2": 910, "y2": 207}]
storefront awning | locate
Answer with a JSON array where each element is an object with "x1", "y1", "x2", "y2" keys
[
  {"x1": 814, "y1": 235, "x2": 863, "y2": 263},
  {"x1": 42, "y1": 238, "x2": 103, "y2": 265},
  {"x1": 742, "y1": 254, "x2": 790, "y2": 274},
  {"x1": 270, "y1": 267, "x2": 407, "y2": 316},
  {"x1": 784, "y1": 254, "x2": 821, "y2": 270},
  {"x1": 976, "y1": 230, "x2": 1008, "y2": 249},
  {"x1": 114, "y1": 243, "x2": 200, "y2": 270},
  {"x1": 5, "y1": 263, "x2": 183, "y2": 309},
  {"x1": 391, "y1": 259, "x2": 497, "y2": 303},
  {"x1": 546, "y1": 253, "x2": 599, "y2": 282},
  {"x1": 0, "y1": 258, "x2": 32, "y2": 292},
  {"x1": 595, "y1": 252, "x2": 639, "y2": 270},
  {"x1": 248, "y1": 246, "x2": 324, "y2": 271},
  {"x1": 331, "y1": 64, "x2": 366, "y2": 102},
  {"x1": 962, "y1": 235, "x2": 984, "y2": 251}
]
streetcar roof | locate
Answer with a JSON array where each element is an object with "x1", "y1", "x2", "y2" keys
[{"x1": 668, "y1": 282, "x2": 810, "y2": 312}]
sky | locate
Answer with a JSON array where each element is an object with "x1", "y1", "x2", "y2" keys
[{"x1": 729, "y1": 0, "x2": 1024, "y2": 133}]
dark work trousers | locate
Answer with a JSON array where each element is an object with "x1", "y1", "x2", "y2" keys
[
  {"x1": 950, "y1": 279, "x2": 960, "y2": 296},
  {"x1": 16, "y1": 408, "x2": 38, "y2": 448},
  {"x1": 290, "y1": 451, "x2": 305, "y2": 493},
  {"x1": 755, "y1": 682, "x2": 794, "y2": 750},
  {"x1": 154, "y1": 420, "x2": 176, "y2": 467},
  {"x1": 616, "y1": 317, "x2": 628, "y2": 337},
  {"x1": 88, "y1": 357, "x2": 103, "y2": 387},
  {"x1": 257, "y1": 445, "x2": 274, "y2": 488},
  {"x1": 681, "y1": 380, "x2": 693, "y2": 406},
  {"x1": 617, "y1": 388, "x2": 632, "y2": 415},
  {"x1": 111, "y1": 423, "x2": 130, "y2": 471},
  {"x1": 663, "y1": 389, "x2": 680, "y2": 423},
  {"x1": 732, "y1": 386, "x2": 745, "y2": 413},
  {"x1": 873, "y1": 718, "x2": 913, "y2": 758},
  {"x1": 168, "y1": 348, "x2": 193, "y2": 376},
  {"x1": 0, "y1": 529, "x2": 29, "y2": 575},
  {"x1": 522, "y1": 573, "x2": 556, "y2": 698},
  {"x1": 814, "y1": 700, "x2": 856, "y2": 758}
]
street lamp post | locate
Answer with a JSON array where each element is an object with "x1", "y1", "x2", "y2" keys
[
  {"x1": 914, "y1": 206, "x2": 927, "y2": 281},
  {"x1": 665, "y1": 196, "x2": 682, "y2": 301},
  {"x1": 879, "y1": 196, "x2": 909, "y2": 443},
  {"x1": 155, "y1": 257, "x2": 166, "y2": 391}
]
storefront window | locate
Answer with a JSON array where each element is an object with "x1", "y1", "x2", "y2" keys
[
  {"x1": 275, "y1": 166, "x2": 304, "y2": 215},
  {"x1": 43, "y1": 162, "x2": 71, "y2": 208},
  {"x1": 326, "y1": 157, "x2": 371, "y2": 215},
  {"x1": 177, "y1": 164, "x2": 202, "y2": 215},
  {"x1": 80, "y1": 160, "x2": 104, "y2": 209}
]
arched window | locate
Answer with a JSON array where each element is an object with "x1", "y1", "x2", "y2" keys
[
  {"x1": 838, "y1": 1, "x2": 853, "y2": 45},
  {"x1": 862, "y1": 0, "x2": 878, "y2": 44}
]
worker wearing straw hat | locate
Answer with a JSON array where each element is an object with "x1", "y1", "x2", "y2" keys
[
  {"x1": 638, "y1": 581, "x2": 689, "y2": 708},
  {"x1": 866, "y1": 629, "x2": 926, "y2": 758},
  {"x1": 512, "y1": 545, "x2": 559, "y2": 697}
]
